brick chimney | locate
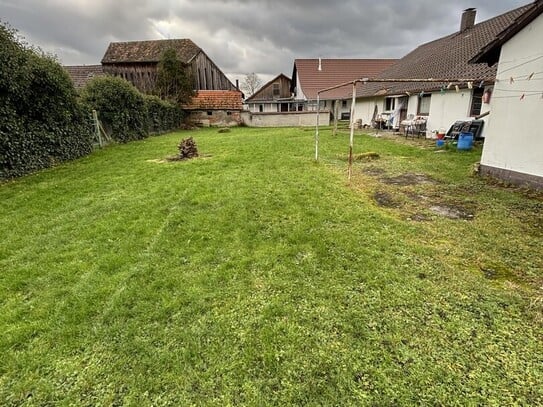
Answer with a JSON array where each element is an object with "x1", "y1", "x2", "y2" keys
[{"x1": 460, "y1": 8, "x2": 476, "y2": 32}]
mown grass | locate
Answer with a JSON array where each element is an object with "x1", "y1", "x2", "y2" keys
[{"x1": 1, "y1": 126, "x2": 542, "y2": 405}]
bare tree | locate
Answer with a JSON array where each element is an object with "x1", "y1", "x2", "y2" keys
[{"x1": 241, "y1": 72, "x2": 263, "y2": 97}]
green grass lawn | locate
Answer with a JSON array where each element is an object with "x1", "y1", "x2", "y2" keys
[{"x1": 1, "y1": 126, "x2": 542, "y2": 405}]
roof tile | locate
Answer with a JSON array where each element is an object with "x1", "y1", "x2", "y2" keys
[
  {"x1": 184, "y1": 90, "x2": 243, "y2": 110},
  {"x1": 102, "y1": 39, "x2": 201, "y2": 64},
  {"x1": 63, "y1": 65, "x2": 104, "y2": 89},
  {"x1": 294, "y1": 59, "x2": 397, "y2": 100},
  {"x1": 357, "y1": 3, "x2": 535, "y2": 96}
]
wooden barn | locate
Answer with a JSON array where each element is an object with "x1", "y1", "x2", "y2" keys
[{"x1": 101, "y1": 39, "x2": 237, "y2": 94}]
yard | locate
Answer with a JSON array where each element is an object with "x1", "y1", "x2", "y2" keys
[{"x1": 1, "y1": 127, "x2": 542, "y2": 405}]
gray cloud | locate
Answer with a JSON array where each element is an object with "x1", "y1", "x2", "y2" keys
[{"x1": 0, "y1": 0, "x2": 529, "y2": 82}]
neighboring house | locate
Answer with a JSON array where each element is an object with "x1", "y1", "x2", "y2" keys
[
  {"x1": 63, "y1": 65, "x2": 105, "y2": 89},
  {"x1": 354, "y1": 5, "x2": 534, "y2": 135},
  {"x1": 470, "y1": 0, "x2": 543, "y2": 189},
  {"x1": 245, "y1": 74, "x2": 293, "y2": 113},
  {"x1": 183, "y1": 90, "x2": 244, "y2": 127},
  {"x1": 291, "y1": 58, "x2": 397, "y2": 119},
  {"x1": 101, "y1": 39, "x2": 237, "y2": 94}
]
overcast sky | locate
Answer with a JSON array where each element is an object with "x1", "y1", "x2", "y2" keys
[{"x1": 0, "y1": 0, "x2": 531, "y2": 83}]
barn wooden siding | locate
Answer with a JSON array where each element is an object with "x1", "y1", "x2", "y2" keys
[
  {"x1": 102, "y1": 63, "x2": 158, "y2": 94},
  {"x1": 102, "y1": 51, "x2": 236, "y2": 94},
  {"x1": 249, "y1": 74, "x2": 291, "y2": 101}
]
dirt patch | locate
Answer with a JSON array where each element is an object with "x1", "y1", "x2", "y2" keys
[
  {"x1": 429, "y1": 205, "x2": 474, "y2": 220},
  {"x1": 374, "y1": 191, "x2": 402, "y2": 208},
  {"x1": 363, "y1": 167, "x2": 386, "y2": 177},
  {"x1": 381, "y1": 173, "x2": 437, "y2": 186}
]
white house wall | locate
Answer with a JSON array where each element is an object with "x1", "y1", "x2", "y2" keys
[
  {"x1": 355, "y1": 89, "x2": 491, "y2": 136},
  {"x1": 480, "y1": 12, "x2": 543, "y2": 183},
  {"x1": 426, "y1": 90, "x2": 470, "y2": 134},
  {"x1": 354, "y1": 97, "x2": 384, "y2": 127}
]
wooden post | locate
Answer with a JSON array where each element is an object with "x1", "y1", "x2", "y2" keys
[
  {"x1": 315, "y1": 93, "x2": 320, "y2": 161},
  {"x1": 333, "y1": 99, "x2": 339, "y2": 136},
  {"x1": 348, "y1": 82, "x2": 357, "y2": 181},
  {"x1": 92, "y1": 110, "x2": 102, "y2": 147}
]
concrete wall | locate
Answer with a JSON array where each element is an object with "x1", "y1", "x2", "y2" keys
[
  {"x1": 480, "y1": 13, "x2": 543, "y2": 185},
  {"x1": 242, "y1": 111, "x2": 330, "y2": 127},
  {"x1": 189, "y1": 110, "x2": 241, "y2": 127}
]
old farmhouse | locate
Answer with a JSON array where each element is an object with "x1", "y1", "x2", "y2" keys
[
  {"x1": 471, "y1": 0, "x2": 543, "y2": 189},
  {"x1": 353, "y1": 5, "x2": 534, "y2": 136},
  {"x1": 245, "y1": 74, "x2": 293, "y2": 113}
]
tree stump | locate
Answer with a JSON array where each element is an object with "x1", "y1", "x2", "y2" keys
[{"x1": 178, "y1": 137, "x2": 199, "y2": 159}]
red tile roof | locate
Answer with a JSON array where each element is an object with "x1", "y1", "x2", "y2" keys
[
  {"x1": 357, "y1": 3, "x2": 534, "y2": 97},
  {"x1": 63, "y1": 65, "x2": 104, "y2": 89},
  {"x1": 292, "y1": 59, "x2": 397, "y2": 100},
  {"x1": 102, "y1": 39, "x2": 201, "y2": 64},
  {"x1": 184, "y1": 90, "x2": 243, "y2": 110}
]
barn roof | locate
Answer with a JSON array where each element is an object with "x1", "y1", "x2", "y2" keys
[
  {"x1": 101, "y1": 39, "x2": 201, "y2": 64},
  {"x1": 184, "y1": 90, "x2": 244, "y2": 110},
  {"x1": 356, "y1": 3, "x2": 535, "y2": 97},
  {"x1": 63, "y1": 65, "x2": 104, "y2": 89},
  {"x1": 292, "y1": 59, "x2": 397, "y2": 100}
]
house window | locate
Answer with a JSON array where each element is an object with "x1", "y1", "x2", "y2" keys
[
  {"x1": 469, "y1": 88, "x2": 484, "y2": 117},
  {"x1": 342, "y1": 100, "x2": 347, "y2": 108},
  {"x1": 323, "y1": 100, "x2": 327, "y2": 108},
  {"x1": 272, "y1": 83, "x2": 280, "y2": 97},
  {"x1": 418, "y1": 94, "x2": 431, "y2": 116},
  {"x1": 227, "y1": 111, "x2": 232, "y2": 116},
  {"x1": 207, "y1": 111, "x2": 213, "y2": 116},
  {"x1": 384, "y1": 97, "x2": 396, "y2": 111},
  {"x1": 259, "y1": 104, "x2": 264, "y2": 112}
]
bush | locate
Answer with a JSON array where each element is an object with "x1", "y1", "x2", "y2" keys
[
  {"x1": 144, "y1": 95, "x2": 185, "y2": 134},
  {"x1": 81, "y1": 77, "x2": 185, "y2": 142},
  {"x1": 0, "y1": 23, "x2": 92, "y2": 179},
  {"x1": 80, "y1": 76, "x2": 148, "y2": 143}
]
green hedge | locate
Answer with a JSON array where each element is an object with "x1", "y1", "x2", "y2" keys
[
  {"x1": 80, "y1": 76, "x2": 148, "y2": 143},
  {"x1": 81, "y1": 77, "x2": 185, "y2": 143},
  {"x1": 0, "y1": 23, "x2": 92, "y2": 179},
  {"x1": 144, "y1": 95, "x2": 185, "y2": 134}
]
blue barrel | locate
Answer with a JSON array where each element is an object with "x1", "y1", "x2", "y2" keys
[{"x1": 457, "y1": 132, "x2": 474, "y2": 150}]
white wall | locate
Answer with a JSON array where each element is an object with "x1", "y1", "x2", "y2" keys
[
  {"x1": 426, "y1": 90, "x2": 470, "y2": 135},
  {"x1": 355, "y1": 89, "x2": 491, "y2": 137},
  {"x1": 241, "y1": 111, "x2": 330, "y2": 127},
  {"x1": 247, "y1": 103, "x2": 278, "y2": 113},
  {"x1": 481, "y1": 13, "x2": 543, "y2": 179},
  {"x1": 353, "y1": 97, "x2": 383, "y2": 127}
]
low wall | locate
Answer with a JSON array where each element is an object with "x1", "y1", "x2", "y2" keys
[
  {"x1": 241, "y1": 111, "x2": 330, "y2": 127},
  {"x1": 188, "y1": 110, "x2": 241, "y2": 127}
]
